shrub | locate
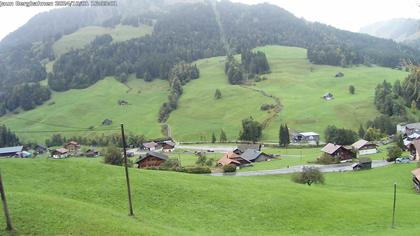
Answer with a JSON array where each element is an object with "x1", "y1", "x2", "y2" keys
[
  {"x1": 161, "y1": 158, "x2": 181, "y2": 169},
  {"x1": 104, "y1": 146, "x2": 123, "y2": 166},
  {"x1": 223, "y1": 164, "x2": 237, "y2": 173},
  {"x1": 260, "y1": 104, "x2": 275, "y2": 111},
  {"x1": 183, "y1": 166, "x2": 211, "y2": 174},
  {"x1": 316, "y1": 153, "x2": 339, "y2": 164},
  {"x1": 387, "y1": 145, "x2": 402, "y2": 162},
  {"x1": 292, "y1": 167, "x2": 325, "y2": 186}
]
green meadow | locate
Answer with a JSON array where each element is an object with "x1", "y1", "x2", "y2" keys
[
  {"x1": 0, "y1": 77, "x2": 168, "y2": 142},
  {"x1": 1, "y1": 157, "x2": 420, "y2": 235},
  {"x1": 52, "y1": 24, "x2": 153, "y2": 57},
  {"x1": 1, "y1": 45, "x2": 411, "y2": 143},
  {"x1": 170, "y1": 45, "x2": 408, "y2": 142}
]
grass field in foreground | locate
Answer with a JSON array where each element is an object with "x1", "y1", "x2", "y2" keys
[
  {"x1": 1, "y1": 157, "x2": 420, "y2": 235},
  {"x1": 169, "y1": 45, "x2": 409, "y2": 142},
  {"x1": 52, "y1": 24, "x2": 153, "y2": 57},
  {"x1": 0, "y1": 77, "x2": 168, "y2": 142}
]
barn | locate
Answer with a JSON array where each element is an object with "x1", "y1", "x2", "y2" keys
[
  {"x1": 0, "y1": 146, "x2": 23, "y2": 157},
  {"x1": 136, "y1": 151, "x2": 168, "y2": 168}
]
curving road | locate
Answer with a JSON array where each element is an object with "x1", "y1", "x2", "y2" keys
[{"x1": 209, "y1": 160, "x2": 392, "y2": 177}]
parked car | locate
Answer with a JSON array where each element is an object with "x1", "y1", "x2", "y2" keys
[{"x1": 396, "y1": 157, "x2": 411, "y2": 164}]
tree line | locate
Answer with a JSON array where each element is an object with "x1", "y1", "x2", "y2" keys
[
  {"x1": 0, "y1": 82, "x2": 51, "y2": 116},
  {"x1": 0, "y1": 125, "x2": 20, "y2": 147},
  {"x1": 374, "y1": 67, "x2": 419, "y2": 118},
  {"x1": 158, "y1": 63, "x2": 200, "y2": 123}
]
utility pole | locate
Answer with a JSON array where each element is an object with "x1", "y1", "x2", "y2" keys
[
  {"x1": 0, "y1": 170, "x2": 13, "y2": 231},
  {"x1": 121, "y1": 124, "x2": 134, "y2": 216},
  {"x1": 392, "y1": 183, "x2": 397, "y2": 228}
]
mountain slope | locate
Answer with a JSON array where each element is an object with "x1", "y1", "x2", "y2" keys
[{"x1": 360, "y1": 18, "x2": 420, "y2": 42}]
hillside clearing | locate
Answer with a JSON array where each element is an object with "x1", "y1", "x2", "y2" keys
[{"x1": 53, "y1": 24, "x2": 153, "y2": 57}]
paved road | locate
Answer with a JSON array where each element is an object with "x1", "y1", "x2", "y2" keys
[
  {"x1": 177, "y1": 145, "x2": 235, "y2": 153},
  {"x1": 209, "y1": 160, "x2": 392, "y2": 177}
]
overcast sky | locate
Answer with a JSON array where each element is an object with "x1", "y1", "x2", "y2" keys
[{"x1": 0, "y1": 0, "x2": 420, "y2": 41}]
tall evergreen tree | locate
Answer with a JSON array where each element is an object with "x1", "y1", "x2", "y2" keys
[
  {"x1": 220, "y1": 129, "x2": 227, "y2": 143},
  {"x1": 358, "y1": 124, "x2": 365, "y2": 138},
  {"x1": 211, "y1": 132, "x2": 216, "y2": 143}
]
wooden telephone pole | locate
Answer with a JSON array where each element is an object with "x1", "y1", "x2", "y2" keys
[
  {"x1": 121, "y1": 124, "x2": 134, "y2": 216},
  {"x1": 0, "y1": 170, "x2": 13, "y2": 231}
]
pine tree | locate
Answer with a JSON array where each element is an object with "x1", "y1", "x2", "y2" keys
[
  {"x1": 284, "y1": 124, "x2": 290, "y2": 146},
  {"x1": 358, "y1": 124, "x2": 365, "y2": 138},
  {"x1": 211, "y1": 132, "x2": 216, "y2": 143},
  {"x1": 220, "y1": 129, "x2": 227, "y2": 143},
  {"x1": 279, "y1": 124, "x2": 284, "y2": 146}
]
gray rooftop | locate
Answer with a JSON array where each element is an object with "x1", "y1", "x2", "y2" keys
[
  {"x1": 241, "y1": 149, "x2": 262, "y2": 162},
  {"x1": 0, "y1": 146, "x2": 23, "y2": 155}
]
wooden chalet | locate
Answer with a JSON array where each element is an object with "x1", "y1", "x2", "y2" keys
[
  {"x1": 217, "y1": 152, "x2": 251, "y2": 167},
  {"x1": 351, "y1": 139, "x2": 378, "y2": 156},
  {"x1": 240, "y1": 149, "x2": 271, "y2": 162},
  {"x1": 233, "y1": 144, "x2": 262, "y2": 155},
  {"x1": 51, "y1": 148, "x2": 69, "y2": 159},
  {"x1": 321, "y1": 143, "x2": 354, "y2": 160},
  {"x1": 64, "y1": 141, "x2": 81, "y2": 154},
  {"x1": 136, "y1": 151, "x2": 168, "y2": 168},
  {"x1": 412, "y1": 168, "x2": 420, "y2": 191}
]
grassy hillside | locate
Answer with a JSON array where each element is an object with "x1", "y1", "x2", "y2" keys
[
  {"x1": 168, "y1": 56, "x2": 273, "y2": 141},
  {"x1": 0, "y1": 77, "x2": 168, "y2": 142},
  {"x1": 53, "y1": 24, "x2": 153, "y2": 57},
  {"x1": 1, "y1": 157, "x2": 420, "y2": 235},
  {"x1": 169, "y1": 46, "x2": 408, "y2": 142}
]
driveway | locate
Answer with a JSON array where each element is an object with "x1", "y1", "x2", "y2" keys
[{"x1": 209, "y1": 160, "x2": 392, "y2": 177}]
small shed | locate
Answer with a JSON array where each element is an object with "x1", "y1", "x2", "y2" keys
[
  {"x1": 136, "y1": 151, "x2": 168, "y2": 168},
  {"x1": 352, "y1": 157, "x2": 372, "y2": 171},
  {"x1": 102, "y1": 119, "x2": 113, "y2": 126},
  {"x1": 0, "y1": 146, "x2": 23, "y2": 157},
  {"x1": 322, "y1": 92, "x2": 334, "y2": 100},
  {"x1": 335, "y1": 72, "x2": 344, "y2": 78}
]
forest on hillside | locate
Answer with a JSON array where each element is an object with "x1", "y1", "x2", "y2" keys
[{"x1": 1, "y1": 0, "x2": 420, "y2": 116}]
